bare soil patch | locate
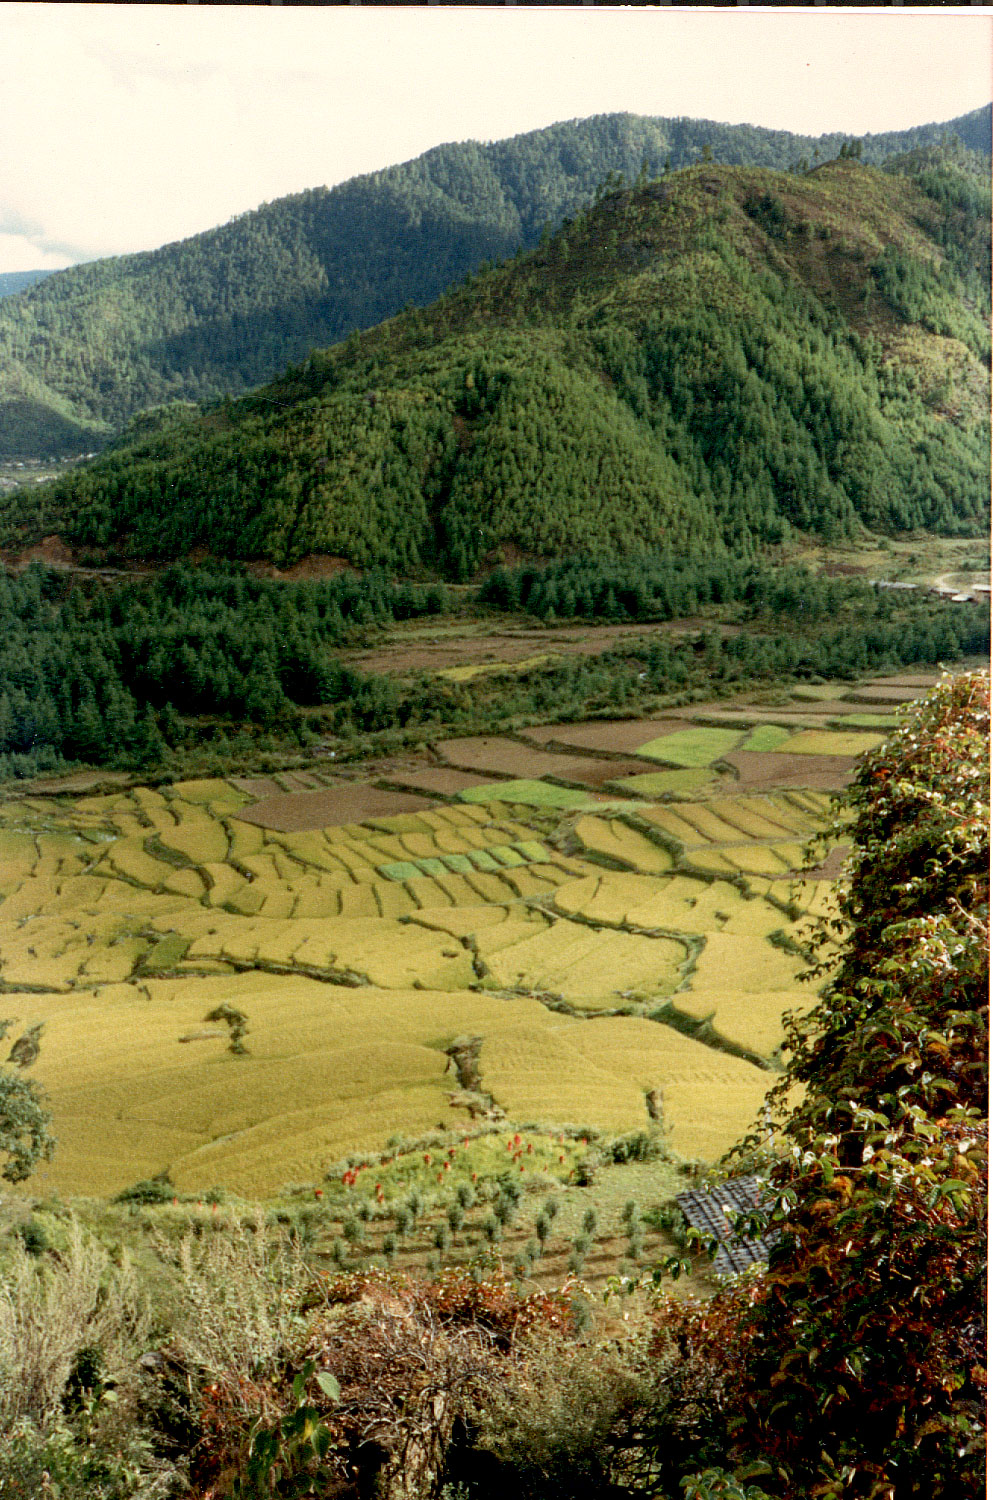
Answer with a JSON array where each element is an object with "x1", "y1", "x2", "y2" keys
[
  {"x1": 518, "y1": 718, "x2": 692, "y2": 755},
  {"x1": 433, "y1": 735, "x2": 654, "y2": 785},
  {"x1": 235, "y1": 784, "x2": 436, "y2": 831},
  {"x1": 379, "y1": 766, "x2": 491, "y2": 796},
  {"x1": 724, "y1": 750, "x2": 856, "y2": 792},
  {"x1": 553, "y1": 756, "x2": 660, "y2": 786},
  {"x1": 230, "y1": 775, "x2": 287, "y2": 799},
  {"x1": 15, "y1": 533, "x2": 74, "y2": 567},
  {"x1": 6, "y1": 768, "x2": 132, "y2": 796},
  {"x1": 275, "y1": 770, "x2": 329, "y2": 791},
  {"x1": 869, "y1": 671, "x2": 949, "y2": 689},
  {"x1": 247, "y1": 553, "x2": 353, "y2": 582},
  {"x1": 805, "y1": 844, "x2": 850, "y2": 880},
  {"x1": 341, "y1": 621, "x2": 708, "y2": 677}
]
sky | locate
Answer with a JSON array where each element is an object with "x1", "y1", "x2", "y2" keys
[{"x1": 2, "y1": 5, "x2": 990, "y2": 275}]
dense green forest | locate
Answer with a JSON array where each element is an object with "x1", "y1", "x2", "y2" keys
[
  {"x1": 0, "y1": 560, "x2": 986, "y2": 783},
  {"x1": 6, "y1": 150, "x2": 988, "y2": 575},
  {"x1": 0, "y1": 107, "x2": 988, "y2": 458}
]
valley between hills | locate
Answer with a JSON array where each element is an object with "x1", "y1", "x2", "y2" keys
[{"x1": 0, "y1": 110, "x2": 986, "y2": 1500}]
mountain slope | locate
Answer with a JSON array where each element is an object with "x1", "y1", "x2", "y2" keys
[
  {"x1": 0, "y1": 106, "x2": 988, "y2": 458},
  {"x1": 7, "y1": 154, "x2": 988, "y2": 576}
]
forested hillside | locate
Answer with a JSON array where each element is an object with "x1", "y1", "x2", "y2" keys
[
  {"x1": 7, "y1": 150, "x2": 988, "y2": 577},
  {"x1": 0, "y1": 106, "x2": 988, "y2": 457}
]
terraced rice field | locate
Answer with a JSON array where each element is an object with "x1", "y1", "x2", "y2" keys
[{"x1": 2, "y1": 669, "x2": 936, "y2": 1200}]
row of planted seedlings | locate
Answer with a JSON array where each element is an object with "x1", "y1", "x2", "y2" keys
[
  {"x1": 304, "y1": 1124, "x2": 679, "y2": 1287},
  {"x1": 78, "y1": 1124, "x2": 689, "y2": 1291}
]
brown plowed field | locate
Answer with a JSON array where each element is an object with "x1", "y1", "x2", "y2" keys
[
  {"x1": 724, "y1": 750, "x2": 856, "y2": 792},
  {"x1": 231, "y1": 776, "x2": 289, "y2": 799},
  {"x1": 433, "y1": 735, "x2": 655, "y2": 784},
  {"x1": 235, "y1": 785, "x2": 435, "y2": 831},
  {"x1": 380, "y1": 766, "x2": 491, "y2": 796},
  {"x1": 517, "y1": 718, "x2": 693, "y2": 755},
  {"x1": 869, "y1": 670, "x2": 959, "y2": 689}
]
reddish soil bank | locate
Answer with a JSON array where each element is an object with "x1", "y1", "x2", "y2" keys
[
  {"x1": 247, "y1": 554, "x2": 353, "y2": 582},
  {"x1": 235, "y1": 784, "x2": 435, "y2": 831}
]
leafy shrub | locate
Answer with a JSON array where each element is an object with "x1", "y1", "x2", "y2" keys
[
  {"x1": 12, "y1": 1218, "x2": 48, "y2": 1256},
  {"x1": 111, "y1": 1177, "x2": 174, "y2": 1206},
  {"x1": 718, "y1": 671, "x2": 990, "y2": 1498}
]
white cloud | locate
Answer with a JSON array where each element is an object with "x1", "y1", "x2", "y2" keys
[
  {"x1": 0, "y1": 234, "x2": 75, "y2": 276},
  {"x1": 1, "y1": 5, "x2": 989, "y2": 273}
]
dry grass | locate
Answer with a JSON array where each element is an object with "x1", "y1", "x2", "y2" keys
[
  {"x1": 0, "y1": 1218, "x2": 154, "y2": 1423},
  {"x1": 689, "y1": 931, "x2": 805, "y2": 993},
  {"x1": 482, "y1": 1015, "x2": 771, "y2": 1161},
  {"x1": 669, "y1": 985, "x2": 816, "y2": 1062}
]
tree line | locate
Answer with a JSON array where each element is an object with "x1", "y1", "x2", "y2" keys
[{"x1": 0, "y1": 561, "x2": 986, "y2": 783}]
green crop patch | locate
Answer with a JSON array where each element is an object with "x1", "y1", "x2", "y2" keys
[
  {"x1": 607, "y1": 768, "x2": 716, "y2": 797},
  {"x1": 780, "y1": 728, "x2": 886, "y2": 756},
  {"x1": 636, "y1": 727, "x2": 743, "y2": 767},
  {"x1": 740, "y1": 724, "x2": 795, "y2": 753},
  {"x1": 458, "y1": 780, "x2": 598, "y2": 809},
  {"x1": 378, "y1": 860, "x2": 423, "y2": 882},
  {"x1": 485, "y1": 845, "x2": 527, "y2": 868}
]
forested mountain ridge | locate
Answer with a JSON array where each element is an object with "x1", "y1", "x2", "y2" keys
[
  {"x1": 7, "y1": 150, "x2": 987, "y2": 579},
  {"x1": 0, "y1": 105, "x2": 988, "y2": 459}
]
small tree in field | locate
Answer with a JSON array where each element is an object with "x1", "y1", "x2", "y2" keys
[{"x1": 0, "y1": 1019, "x2": 55, "y2": 1183}]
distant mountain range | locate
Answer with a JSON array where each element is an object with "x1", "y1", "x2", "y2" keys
[
  {"x1": 0, "y1": 270, "x2": 55, "y2": 301},
  {"x1": 7, "y1": 143, "x2": 987, "y2": 576},
  {"x1": 0, "y1": 105, "x2": 988, "y2": 459}
]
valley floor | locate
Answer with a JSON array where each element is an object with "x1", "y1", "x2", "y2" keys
[{"x1": 0, "y1": 659, "x2": 972, "y2": 1291}]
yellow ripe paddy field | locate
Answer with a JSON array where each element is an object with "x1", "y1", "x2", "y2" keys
[{"x1": 0, "y1": 708, "x2": 876, "y2": 1200}]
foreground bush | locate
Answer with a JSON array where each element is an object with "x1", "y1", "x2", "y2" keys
[{"x1": 716, "y1": 670, "x2": 989, "y2": 1497}]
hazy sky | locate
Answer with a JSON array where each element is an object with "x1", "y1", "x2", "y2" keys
[{"x1": 2, "y1": 5, "x2": 990, "y2": 274}]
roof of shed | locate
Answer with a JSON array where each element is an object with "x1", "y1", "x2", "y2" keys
[{"x1": 676, "y1": 1175, "x2": 778, "y2": 1277}]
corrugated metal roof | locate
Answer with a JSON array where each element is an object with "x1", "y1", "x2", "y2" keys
[{"x1": 676, "y1": 1175, "x2": 778, "y2": 1277}]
